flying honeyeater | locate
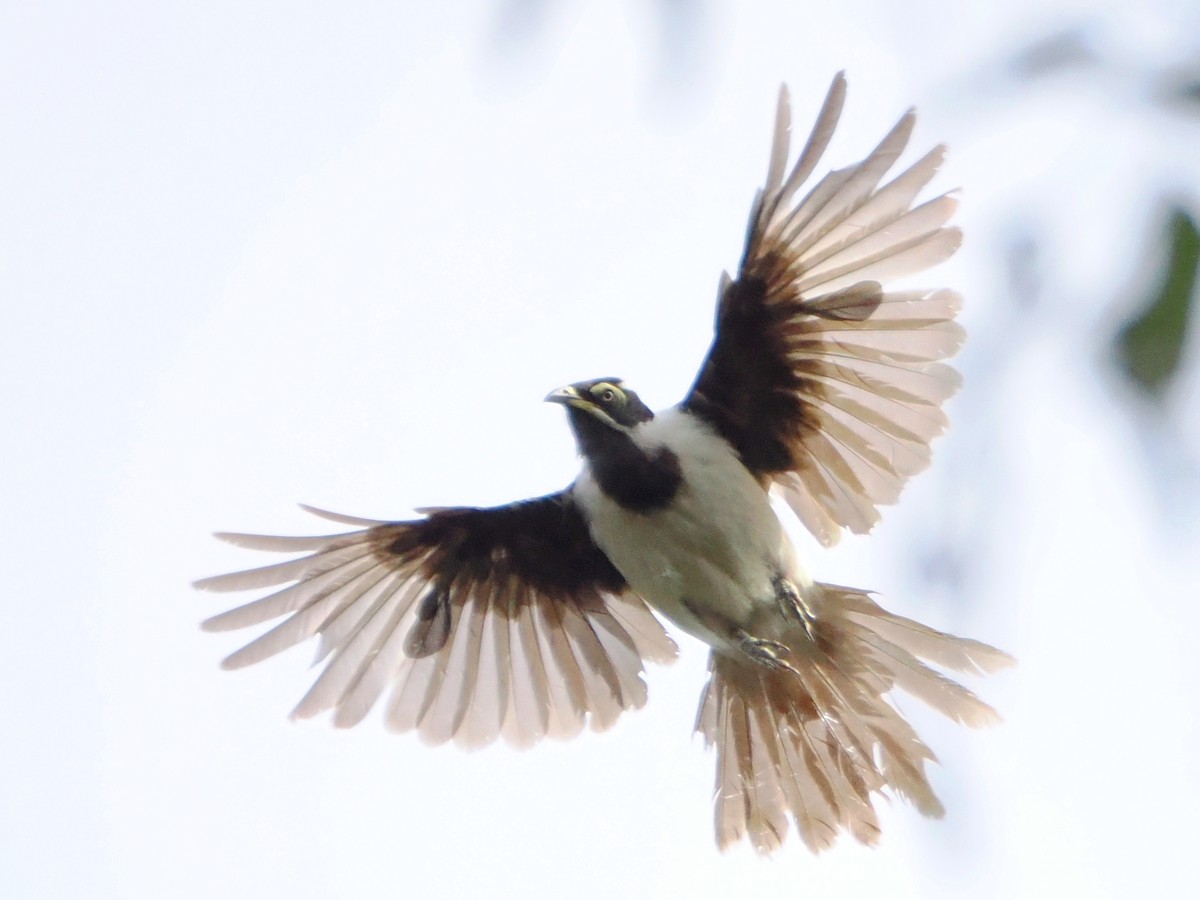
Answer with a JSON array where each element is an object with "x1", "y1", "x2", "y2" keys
[{"x1": 196, "y1": 72, "x2": 1012, "y2": 855}]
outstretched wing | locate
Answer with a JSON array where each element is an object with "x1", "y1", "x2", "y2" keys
[
  {"x1": 683, "y1": 72, "x2": 964, "y2": 546},
  {"x1": 195, "y1": 491, "x2": 677, "y2": 749}
]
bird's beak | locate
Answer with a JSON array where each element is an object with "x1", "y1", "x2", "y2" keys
[{"x1": 545, "y1": 385, "x2": 589, "y2": 409}]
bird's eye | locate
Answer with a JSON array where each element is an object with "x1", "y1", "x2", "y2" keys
[{"x1": 600, "y1": 389, "x2": 616, "y2": 403}]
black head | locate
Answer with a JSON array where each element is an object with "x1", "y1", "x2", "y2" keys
[
  {"x1": 545, "y1": 378, "x2": 679, "y2": 512},
  {"x1": 544, "y1": 378, "x2": 654, "y2": 429}
]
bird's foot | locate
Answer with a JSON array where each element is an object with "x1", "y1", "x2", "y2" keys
[
  {"x1": 773, "y1": 575, "x2": 817, "y2": 641},
  {"x1": 736, "y1": 631, "x2": 802, "y2": 677}
]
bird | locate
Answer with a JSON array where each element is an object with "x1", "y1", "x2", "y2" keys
[{"x1": 195, "y1": 72, "x2": 1013, "y2": 855}]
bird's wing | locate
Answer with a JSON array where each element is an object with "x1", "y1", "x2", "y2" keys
[
  {"x1": 683, "y1": 72, "x2": 963, "y2": 546},
  {"x1": 195, "y1": 491, "x2": 677, "y2": 748}
]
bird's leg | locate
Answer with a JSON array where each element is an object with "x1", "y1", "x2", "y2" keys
[
  {"x1": 678, "y1": 597, "x2": 798, "y2": 675},
  {"x1": 773, "y1": 573, "x2": 816, "y2": 641}
]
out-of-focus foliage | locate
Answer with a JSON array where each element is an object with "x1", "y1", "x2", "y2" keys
[
  {"x1": 1114, "y1": 207, "x2": 1199, "y2": 397},
  {"x1": 491, "y1": 0, "x2": 709, "y2": 79},
  {"x1": 1158, "y1": 67, "x2": 1200, "y2": 114},
  {"x1": 1008, "y1": 28, "x2": 1097, "y2": 77},
  {"x1": 998, "y1": 25, "x2": 1200, "y2": 408}
]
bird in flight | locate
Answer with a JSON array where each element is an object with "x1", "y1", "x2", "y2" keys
[{"x1": 196, "y1": 72, "x2": 1012, "y2": 855}]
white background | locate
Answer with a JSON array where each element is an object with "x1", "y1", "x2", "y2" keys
[{"x1": 5, "y1": 2, "x2": 1200, "y2": 898}]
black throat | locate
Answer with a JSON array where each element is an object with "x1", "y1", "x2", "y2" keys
[{"x1": 568, "y1": 407, "x2": 682, "y2": 513}]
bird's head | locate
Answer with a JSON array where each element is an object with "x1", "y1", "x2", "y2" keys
[
  {"x1": 545, "y1": 378, "x2": 654, "y2": 434},
  {"x1": 546, "y1": 378, "x2": 679, "y2": 509}
]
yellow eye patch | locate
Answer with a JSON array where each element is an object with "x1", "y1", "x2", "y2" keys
[{"x1": 589, "y1": 381, "x2": 624, "y2": 402}]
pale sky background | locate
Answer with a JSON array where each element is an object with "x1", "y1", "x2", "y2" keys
[{"x1": 5, "y1": 2, "x2": 1200, "y2": 898}]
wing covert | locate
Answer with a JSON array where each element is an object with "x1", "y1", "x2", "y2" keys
[
  {"x1": 195, "y1": 491, "x2": 677, "y2": 748},
  {"x1": 684, "y1": 72, "x2": 964, "y2": 546}
]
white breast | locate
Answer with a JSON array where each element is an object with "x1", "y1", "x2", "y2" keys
[{"x1": 573, "y1": 408, "x2": 805, "y2": 654}]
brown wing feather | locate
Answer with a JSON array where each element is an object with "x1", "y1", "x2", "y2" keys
[
  {"x1": 685, "y1": 73, "x2": 963, "y2": 546},
  {"x1": 195, "y1": 491, "x2": 677, "y2": 748}
]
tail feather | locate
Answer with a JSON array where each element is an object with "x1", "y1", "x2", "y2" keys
[
  {"x1": 836, "y1": 586, "x2": 1014, "y2": 675},
  {"x1": 696, "y1": 583, "x2": 1011, "y2": 853}
]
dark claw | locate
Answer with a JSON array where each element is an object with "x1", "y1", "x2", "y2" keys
[
  {"x1": 736, "y1": 631, "x2": 802, "y2": 677},
  {"x1": 773, "y1": 574, "x2": 816, "y2": 640}
]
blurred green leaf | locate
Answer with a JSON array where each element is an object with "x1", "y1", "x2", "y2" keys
[{"x1": 1115, "y1": 206, "x2": 1199, "y2": 396}]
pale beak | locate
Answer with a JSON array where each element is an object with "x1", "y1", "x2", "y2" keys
[{"x1": 544, "y1": 385, "x2": 586, "y2": 407}]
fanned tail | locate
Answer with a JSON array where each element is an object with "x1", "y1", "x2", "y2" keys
[{"x1": 695, "y1": 583, "x2": 1012, "y2": 854}]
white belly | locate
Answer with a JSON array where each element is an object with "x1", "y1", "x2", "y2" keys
[{"x1": 573, "y1": 410, "x2": 805, "y2": 654}]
